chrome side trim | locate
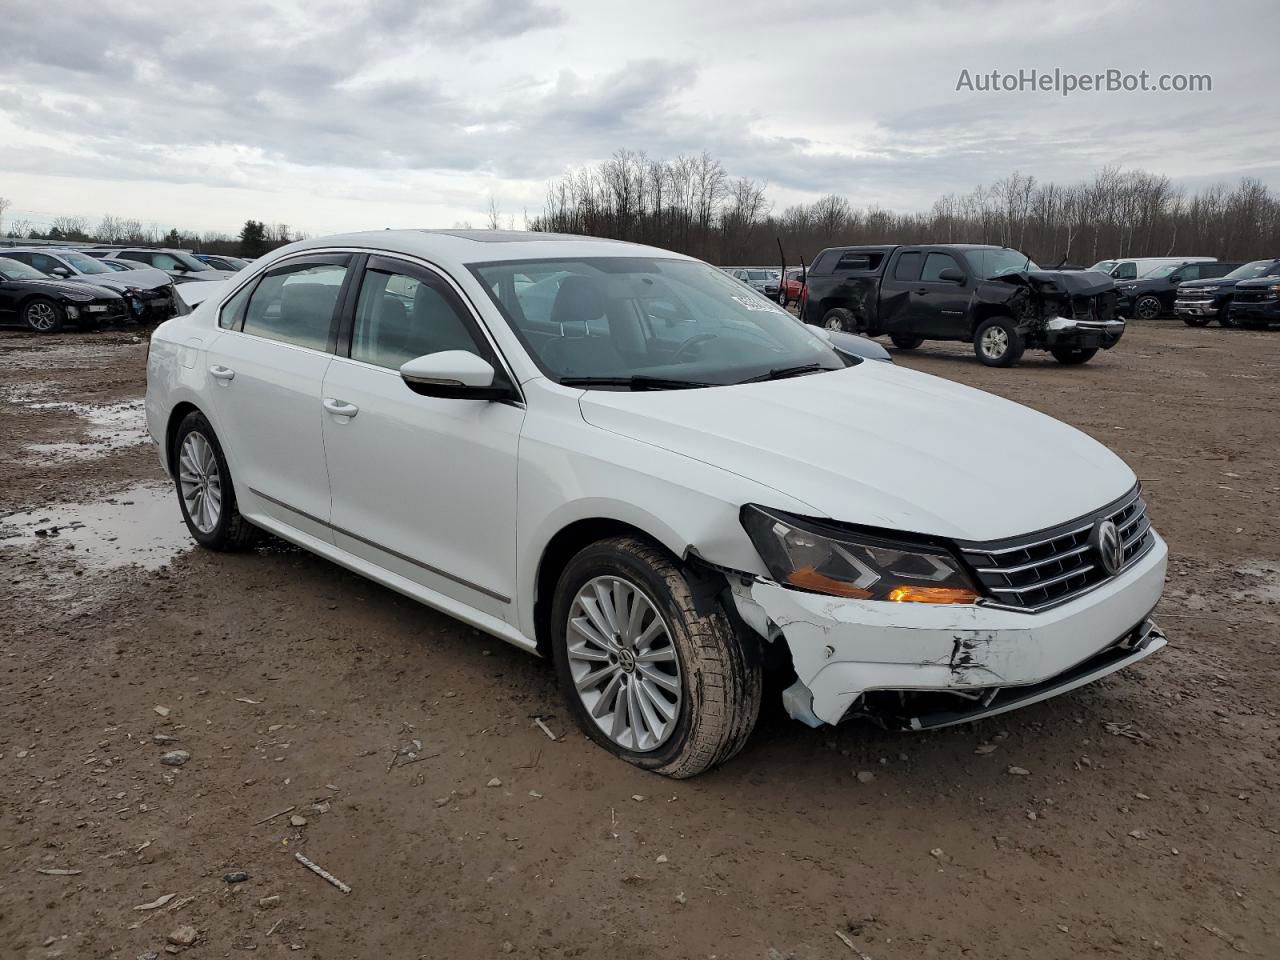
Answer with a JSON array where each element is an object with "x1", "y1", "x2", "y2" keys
[{"x1": 248, "y1": 487, "x2": 511, "y2": 604}]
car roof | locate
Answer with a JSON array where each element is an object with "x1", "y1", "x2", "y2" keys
[{"x1": 274, "y1": 230, "x2": 696, "y2": 271}]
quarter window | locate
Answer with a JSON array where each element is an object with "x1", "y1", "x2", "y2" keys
[
  {"x1": 242, "y1": 261, "x2": 347, "y2": 350},
  {"x1": 351, "y1": 265, "x2": 484, "y2": 370},
  {"x1": 921, "y1": 252, "x2": 962, "y2": 282}
]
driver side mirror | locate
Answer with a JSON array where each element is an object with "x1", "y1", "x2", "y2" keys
[
  {"x1": 937, "y1": 267, "x2": 965, "y2": 283},
  {"x1": 50, "y1": 266, "x2": 72, "y2": 278},
  {"x1": 400, "y1": 351, "x2": 515, "y2": 401}
]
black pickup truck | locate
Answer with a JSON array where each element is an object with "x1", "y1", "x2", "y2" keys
[
  {"x1": 1115, "y1": 260, "x2": 1242, "y2": 319},
  {"x1": 1174, "y1": 258, "x2": 1280, "y2": 327},
  {"x1": 799, "y1": 243, "x2": 1123, "y2": 366}
]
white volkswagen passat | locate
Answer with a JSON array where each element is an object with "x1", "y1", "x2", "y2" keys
[{"x1": 145, "y1": 230, "x2": 1168, "y2": 777}]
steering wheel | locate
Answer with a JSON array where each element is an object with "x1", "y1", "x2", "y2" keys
[{"x1": 670, "y1": 333, "x2": 718, "y2": 364}]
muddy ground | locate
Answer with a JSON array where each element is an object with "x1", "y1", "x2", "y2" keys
[{"x1": 0, "y1": 321, "x2": 1277, "y2": 960}]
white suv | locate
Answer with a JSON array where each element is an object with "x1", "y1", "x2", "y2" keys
[{"x1": 145, "y1": 230, "x2": 1168, "y2": 777}]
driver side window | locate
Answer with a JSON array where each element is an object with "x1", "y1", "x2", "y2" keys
[{"x1": 1114, "y1": 262, "x2": 1137, "y2": 280}]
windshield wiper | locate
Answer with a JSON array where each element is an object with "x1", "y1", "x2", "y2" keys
[
  {"x1": 558, "y1": 375, "x2": 712, "y2": 391},
  {"x1": 734, "y1": 363, "x2": 826, "y2": 384}
]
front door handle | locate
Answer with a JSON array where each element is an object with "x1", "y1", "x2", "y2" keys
[
  {"x1": 915, "y1": 287, "x2": 928, "y2": 295},
  {"x1": 323, "y1": 398, "x2": 359, "y2": 418},
  {"x1": 209, "y1": 365, "x2": 235, "y2": 381}
]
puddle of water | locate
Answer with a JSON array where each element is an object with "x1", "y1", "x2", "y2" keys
[
  {"x1": 0, "y1": 483, "x2": 192, "y2": 572},
  {"x1": 1237, "y1": 561, "x2": 1280, "y2": 603},
  {"x1": 5, "y1": 396, "x2": 150, "y2": 463}
]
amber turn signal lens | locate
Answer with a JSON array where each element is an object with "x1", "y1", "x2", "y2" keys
[
  {"x1": 886, "y1": 586, "x2": 979, "y2": 604},
  {"x1": 786, "y1": 567, "x2": 873, "y2": 599}
]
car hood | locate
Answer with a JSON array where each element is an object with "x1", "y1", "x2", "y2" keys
[
  {"x1": 177, "y1": 269, "x2": 237, "y2": 282},
  {"x1": 987, "y1": 269, "x2": 1115, "y2": 296},
  {"x1": 18, "y1": 278, "x2": 120, "y2": 299},
  {"x1": 74, "y1": 268, "x2": 173, "y2": 292},
  {"x1": 1233, "y1": 277, "x2": 1280, "y2": 289},
  {"x1": 176, "y1": 279, "x2": 227, "y2": 308},
  {"x1": 577, "y1": 361, "x2": 1135, "y2": 542},
  {"x1": 1178, "y1": 278, "x2": 1239, "y2": 291}
]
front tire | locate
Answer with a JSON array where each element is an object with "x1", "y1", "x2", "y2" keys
[
  {"x1": 890, "y1": 334, "x2": 924, "y2": 350},
  {"x1": 550, "y1": 537, "x2": 761, "y2": 778},
  {"x1": 24, "y1": 298, "x2": 64, "y2": 333},
  {"x1": 1133, "y1": 295, "x2": 1162, "y2": 320},
  {"x1": 974, "y1": 317, "x2": 1024, "y2": 367},
  {"x1": 1217, "y1": 309, "x2": 1235, "y2": 328},
  {"x1": 172, "y1": 411, "x2": 258, "y2": 551},
  {"x1": 1182, "y1": 315, "x2": 1211, "y2": 327},
  {"x1": 1050, "y1": 345, "x2": 1098, "y2": 365}
]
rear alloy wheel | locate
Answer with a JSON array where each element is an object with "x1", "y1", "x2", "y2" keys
[
  {"x1": 23, "y1": 298, "x2": 63, "y2": 333},
  {"x1": 974, "y1": 317, "x2": 1024, "y2": 367},
  {"x1": 822, "y1": 307, "x2": 856, "y2": 332},
  {"x1": 890, "y1": 334, "x2": 924, "y2": 350},
  {"x1": 551, "y1": 536, "x2": 761, "y2": 778},
  {"x1": 1050, "y1": 345, "x2": 1098, "y2": 365},
  {"x1": 173, "y1": 411, "x2": 258, "y2": 551},
  {"x1": 1133, "y1": 295, "x2": 1163, "y2": 320}
]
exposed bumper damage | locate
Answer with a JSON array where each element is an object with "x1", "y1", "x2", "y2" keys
[
  {"x1": 981, "y1": 270, "x2": 1124, "y2": 350},
  {"x1": 730, "y1": 531, "x2": 1168, "y2": 729}
]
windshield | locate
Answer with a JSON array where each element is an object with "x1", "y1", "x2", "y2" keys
[
  {"x1": 1090, "y1": 260, "x2": 1117, "y2": 274},
  {"x1": 1225, "y1": 260, "x2": 1280, "y2": 281},
  {"x1": 471, "y1": 257, "x2": 848, "y2": 388},
  {"x1": 745, "y1": 270, "x2": 772, "y2": 281},
  {"x1": 63, "y1": 251, "x2": 113, "y2": 274},
  {"x1": 967, "y1": 248, "x2": 1040, "y2": 279},
  {"x1": 0, "y1": 256, "x2": 51, "y2": 281}
]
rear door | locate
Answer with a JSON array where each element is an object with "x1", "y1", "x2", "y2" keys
[
  {"x1": 876, "y1": 249, "x2": 923, "y2": 333},
  {"x1": 201, "y1": 254, "x2": 353, "y2": 543},
  {"x1": 320, "y1": 254, "x2": 524, "y2": 621}
]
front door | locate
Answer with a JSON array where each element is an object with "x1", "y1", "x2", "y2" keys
[
  {"x1": 907, "y1": 250, "x2": 972, "y2": 338},
  {"x1": 320, "y1": 255, "x2": 524, "y2": 622},
  {"x1": 201, "y1": 254, "x2": 352, "y2": 543}
]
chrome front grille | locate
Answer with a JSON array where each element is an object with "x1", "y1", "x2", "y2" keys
[{"x1": 959, "y1": 490, "x2": 1154, "y2": 613}]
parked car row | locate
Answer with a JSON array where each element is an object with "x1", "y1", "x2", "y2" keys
[
  {"x1": 0, "y1": 246, "x2": 247, "y2": 332},
  {"x1": 1173, "y1": 258, "x2": 1280, "y2": 328},
  {"x1": 721, "y1": 266, "x2": 781, "y2": 298}
]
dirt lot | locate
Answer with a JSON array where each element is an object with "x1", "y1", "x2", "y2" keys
[{"x1": 1, "y1": 321, "x2": 1277, "y2": 960}]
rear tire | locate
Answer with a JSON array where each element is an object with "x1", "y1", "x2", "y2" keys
[
  {"x1": 23, "y1": 298, "x2": 64, "y2": 333},
  {"x1": 1182, "y1": 316, "x2": 1211, "y2": 327},
  {"x1": 172, "y1": 411, "x2": 258, "y2": 551},
  {"x1": 550, "y1": 536, "x2": 761, "y2": 778},
  {"x1": 1050, "y1": 345, "x2": 1098, "y2": 365},
  {"x1": 974, "y1": 317, "x2": 1024, "y2": 367},
  {"x1": 821, "y1": 308, "x2": 857, "y2": 333},
  {"x1": 890, "y1": 334, "x2": 924, "y2": 350}
]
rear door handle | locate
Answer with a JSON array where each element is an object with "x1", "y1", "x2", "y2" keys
[
  {"x1": 209, "y1": 365, "x2": 235, "y2": 381},
  {"x1": 323, "y1": 398, "x2": 359, "y2": 418}
]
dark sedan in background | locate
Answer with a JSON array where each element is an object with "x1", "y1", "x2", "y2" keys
[
  {"x1": 1, "y1": 247, "x2": 179, "y2": 323},
  {"x1": 0, "y1": 256, "x2": 128, "y2": 332}
]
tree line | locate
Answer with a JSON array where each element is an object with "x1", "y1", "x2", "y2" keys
[
  {"x1": 0, "y1": 200, "x2": 303, "y2": 259},
  {"x1": 530, "y1": 151, "x2": 1280, "y2": 267}
]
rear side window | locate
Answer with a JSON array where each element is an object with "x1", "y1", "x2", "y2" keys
[
  {"x1": 242, "y1": 261, "x2": 348, "y2": 350},
  {"x1": 893, "y1": 252, "x2": 922, "y2": 282},
  {"x1": 350, "y1": 264, "x2": 484, "y2": 370},
  {"x1": 834, "y1": 252, "x2": 884, "y2": 273},
  {"x1": 122, "y1": 251, "x2": 154, "y2": 265}
]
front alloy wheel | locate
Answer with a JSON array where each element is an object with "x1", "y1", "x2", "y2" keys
[
  {"x1": 565, "y1": 576, "x2": 681, "y2": 752},
  {"x1": 24, "y1": 298, "x2": 63, "y2": 333},
  {"x1": 551, "y1": 536, "x2": 761, "y2": 778},
  {"x1": 1134, "y1": 295, "x2": 1162, "y2": 320},
  {"x1": 974, "y1": 317, "x2": 1024, "y2": 367}
]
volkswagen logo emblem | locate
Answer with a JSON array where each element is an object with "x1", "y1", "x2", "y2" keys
[{"x1": 1092, "y1": 519, "x2": 1123, "y2": 576}]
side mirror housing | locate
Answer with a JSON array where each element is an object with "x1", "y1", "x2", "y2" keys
[
  {"x1": 50, "y1": 266, "x2": 72, "y2": 277},
  {"x1": 937, "y1": 267, "x2": 966, "y2": 283},
  {"x1": 400, "y1": 351, "x2": 514, "y2": 401}
]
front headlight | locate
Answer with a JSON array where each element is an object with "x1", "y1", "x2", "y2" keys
[{"x1": 741, "y1": 505, "x2": 980, "y2": 604}]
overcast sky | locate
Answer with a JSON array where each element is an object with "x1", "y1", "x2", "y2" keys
[{"x1": 1, "y1": 0, "x2": 1277, "y2": 237}]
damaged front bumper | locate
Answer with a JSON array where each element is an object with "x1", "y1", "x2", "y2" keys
[
  {"x1": 731, "y1": 530, "x2": 1167, "y2": 729},
  {"x1": 1042, "y1": 316, "x2": 1126, "y2": 350}
]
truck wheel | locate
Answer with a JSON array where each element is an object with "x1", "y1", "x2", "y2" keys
[
  {"x1": 1217, "y1": 310, "x2": 1235, "y2": 328},
  {"x1": 550, "y1": 536, "x2": 762, "y2": 779},
  {"x1": 890, "y1": 335, "x2": 924, "y2": 350},
  {"x1": 1182, "y1": 316, "x2": 1211, "y2": 327},
  {"x1": 1134, "y1": 295, "x2": 1162, "y2": 320},
  {"x1": 974, "y1": 317, "x2": 1024, "y2": 367},
  {"x1": 1050, "y1": 346, "x2": 1098, "y2": 365},
  {"x1": 821, "y1": 308, "x2": 856, "y2": 333}
]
